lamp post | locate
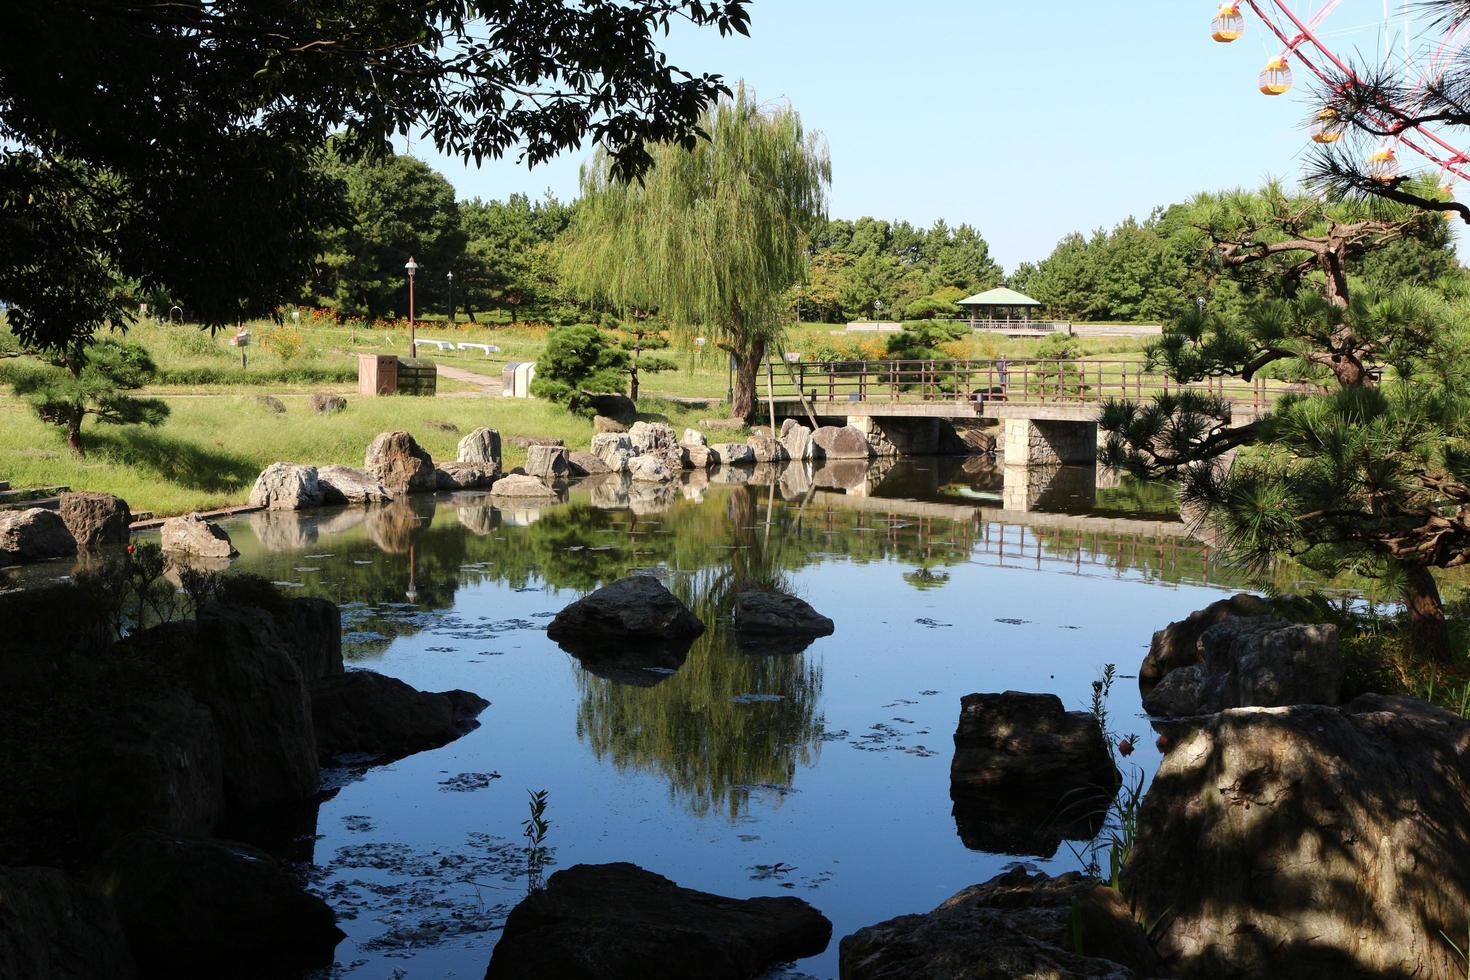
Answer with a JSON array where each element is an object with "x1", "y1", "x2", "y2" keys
[
  {"x1": 405, "y1": 256, "x2": 419, "y2": 356},
  {"x1": 446, "y1": 269, "x2": 455, "y2": 325}
]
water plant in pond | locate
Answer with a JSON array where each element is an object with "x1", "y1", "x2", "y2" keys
[{"x1": 522, "y1": 789, "x2": 551, "y2": 894}]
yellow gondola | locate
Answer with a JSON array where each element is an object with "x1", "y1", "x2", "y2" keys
[
  {"x1": 1259, "y1": 56, "x2": 1293, "y2": 95},
  {"x1": 1310, "y1": 108, "x2": 1344, "y2": 144},
  {"x1": 1212, "y1": 4, "x2": 1244, "y2": 42},
  {"x1": 1368, "y1": 147, "x2": 1399, "y2": 183}
]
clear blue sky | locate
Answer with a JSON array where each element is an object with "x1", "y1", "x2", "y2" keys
[{"x1": 412, "y1": 1, "x2": 1463, "y2": 272}]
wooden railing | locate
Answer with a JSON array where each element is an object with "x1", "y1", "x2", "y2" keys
[{"x1": 767, "y1": 358, "x2": 1314, "y2": 412}]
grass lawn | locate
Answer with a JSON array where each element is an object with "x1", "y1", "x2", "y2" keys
[{"x1": 0, "y1": 390, "x2": 735, "y2": 517}]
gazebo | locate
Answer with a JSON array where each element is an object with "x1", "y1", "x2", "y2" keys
[{"x1": 956, "y1": 286, "x2": 1044, "y2": 328}]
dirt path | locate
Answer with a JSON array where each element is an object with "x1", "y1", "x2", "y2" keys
[{"x1": 435, "y1": 364, "x2": 504, "y2": 397}]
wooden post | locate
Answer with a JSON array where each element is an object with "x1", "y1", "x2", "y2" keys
[{"x1": 765, "y1": 352, "x2": 777, "y2": 435}]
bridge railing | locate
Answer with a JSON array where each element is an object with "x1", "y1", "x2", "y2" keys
[{"x1": 768, "y1": 358, "x2": 1314, "y2": 411}]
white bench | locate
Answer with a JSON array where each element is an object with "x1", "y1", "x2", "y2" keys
[
  {"x1": 457, "y1": 342, "x2": 501, "y2": 357},
  {"x1": 416, "y1": 339, "x2": 459, "y2": 353}
]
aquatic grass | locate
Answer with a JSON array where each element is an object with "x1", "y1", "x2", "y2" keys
[{"x1": 522, "y1": 789, "x2": 551, "y2": 894}]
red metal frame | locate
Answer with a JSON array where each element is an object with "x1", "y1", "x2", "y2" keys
[{"x1": 1240, "y1": 0, "x2": 1470, "y2": 182}]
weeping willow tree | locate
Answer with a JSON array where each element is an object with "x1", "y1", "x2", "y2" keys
[{"x1": 560, "y1": 85, "x2": 830, "y2": 420}]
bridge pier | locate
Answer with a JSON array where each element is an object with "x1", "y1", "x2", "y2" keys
[{"x1": 1000, "y1": 418, "x2": 1098, "y2": 466}]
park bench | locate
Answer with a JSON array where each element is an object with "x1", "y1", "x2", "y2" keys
[
  {"x1": 456, "y1": 342, "x2": 501, "y2": 357},
  {"x1": 416, "y1": 339, "x2": 459, "y2": 354}
]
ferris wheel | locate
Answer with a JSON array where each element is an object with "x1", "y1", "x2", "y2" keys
[{"x1": 1210, "y1": 1, "x2": 1470, "y2": 192}]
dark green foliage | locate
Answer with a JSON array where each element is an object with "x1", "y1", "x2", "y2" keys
[
  {"x1": 530, "y1": 324, "x2": 630, "y2": 416},
  {"x1": 0, "y1": 1, "x2": 749, "y2": 352},
  {"x1": 459, "y1": 192, "x2": 575, "y2": 322},
  {"x1": 885, "y1": 320, "x2": 968, "y2": 361},
  {"x1": 619, "y1": 320, "x2": 676, "y2": 401},
  {"x1": 11, "y1": 339, "x2": 169, "y2": 454}
]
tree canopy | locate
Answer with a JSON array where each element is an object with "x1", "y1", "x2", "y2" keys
[
  {"x1": 0, "y1": 0, "x2": 751, "y2": 351},
  {"x1": 559, "y1": 84, "x2": 830, "y2": 419}
]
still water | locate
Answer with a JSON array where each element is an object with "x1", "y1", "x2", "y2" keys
[{"x1": 193, "y1": 460, "x2": 1251, "y2": 978}]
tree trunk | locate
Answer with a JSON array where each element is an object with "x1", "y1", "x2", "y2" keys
[
  {"x1": 1402, "y1": 564, "x2": 1452, "y2": 664},
  {"x1": 630, "y1": 365, "x2": 640, "y2": 403},
  {"x1": 66, "y1": 410, "x2": 85, "y2": 457},
  {"x1": 729, "y1": 336, "x2": 767, "y2": 422}
]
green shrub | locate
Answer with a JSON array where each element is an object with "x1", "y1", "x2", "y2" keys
[{"x1": 529, "y1": 323, "x2": 629, "y2": 416}]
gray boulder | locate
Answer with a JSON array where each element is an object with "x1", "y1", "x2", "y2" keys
[
  {"x1": 457, "y1": 427, "x2": 502, "y2": 467},
  {"x1": 364, "y1": 430, "x2": 436, "y2": 494},
  {"x1": 684, "y1": 444, "x2": 712, "y2": 469},
  {"x1": 682, "y1": 427, "x2": 707, "y2": 446},
  {"x1": 310, "y1": 670, "x2": 488, "y2": 765},
  {"x1": 484, "y1": 862, "x2": 832, "y2": 980},
  {"x1": 0, "y1": 508, "x2": 77, "y2": 566},
  {"x1": 779, "y1": 422, "x2": 815, "y2": 461},
  {"x1": 308, "y1": 393, "x2": 346, "y2": 413},
  {"x1": 280, "y1": 596, "x2": 343, "y2": 683},
  {"x1": 95, "y1": 831, "x2": 342, "y2": 977},
  {"x1": 591, "y1": 433, "x2": 635, "y2": 472},
  {"x1": 1145, "y1": 617, "x2": 1341, "y2": 718},
  {"x1": 317, "y1": 465, "x2": 392, "y2": 505},
  {"x1": 247, "y1": 462, "x2": 323, "y2": 510},
  {"x1": 490, "y1": 474, "x2": 559, "y2": 499},
  {"x1": 840, "y1": 867, "x2": 1153, "y2": 980},
  {"x1": 525, "y1": 444, "x2": 570, "y2": 481},
  {"x1": 594, "y1": 415, "x2": 629, "y2": 434},
  {"x1": 628, "y1": 456, "x2": 674, "y2": 483},
  {"x1": 747, "y1": 431, "x2": 788, "y2": 464},
  {"x1": 812, "y1": 425, "x2": 874, "y2": 459},
  {"x1": 950, "y1": 692, "x2": 1119, "y2": 856},
  {"x1": 160, "y1": 514, "x2": 237, "y2": 559},
  {"x1": 732, "y1": 591, "x2": 834, "y2": 655},
  {"x1": 58, "y1": 491, "x2": 131, "y2": 549},
  {"x1": 0, "y1": 867, "x2": 137, "y2": 980},
  {"x1": 629, "y1": 420, "x2": 678, "y2": 454},
  {"x1": 709, "y1": 442, "x2": 755, "y2": 466},
  {"x1": 567, "y1": 451, "x2": 612, "y2": 476},
  {"x1": 435, "y1": 462, "x2": 499, "y2": 490},
  {"x1": 1126, "y1": 695, "x2": 1470, "y2": 980},
  {"x1": 547, "y1": 575, "x2": 705, "y2": 656},
  {"x1": 1141, "y1": 593, "x2": 1273, "y2": 697}
]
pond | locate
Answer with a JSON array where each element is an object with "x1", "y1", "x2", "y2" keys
[{"x1": 164, "y1": 460, "x2": 1256, "y2": 977}]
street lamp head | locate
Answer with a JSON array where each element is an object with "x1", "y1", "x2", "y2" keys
[
  {"x1": 446, "y1": 270, "x2": 453, "y2": 281},
  {"x1": 405, "y1": 257, "x2": 418, "y2": 277}
]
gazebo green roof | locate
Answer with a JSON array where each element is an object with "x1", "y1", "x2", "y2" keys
[{"x1": 956, "y1": 286, "x2": 1042, "y2": 307}]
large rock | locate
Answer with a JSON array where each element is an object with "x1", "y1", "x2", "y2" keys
[
  {"x1": 812, "y1": 425, "x2": 874, "y2": 460},
  {"x1": 1140, "y1": 593, "x2": 1273, "y2": 698},
  {"x1": 939, "y1": 421, "x2": 998, "y2": 455},
  {"x1": 732, "y1": 590, "x2": 834, "y2": 656},
  {"x1": 629, "y1": 420, "x2": 677, "y2": 454},
  {"x1": 95, "y1": 831, "x2": 342, "y2": 978},
  {"x1": 308, "y1": 393, "x2": 347, "y2": 413},
  {"x1": 506, "y1": 435, "x2": 565, "y2": 449},
  {"x1": 364, "y1": 430, "x2": 436, "y2": 494},
  {"x1": 747, "y1": 431, "x2": 788, "y2": 464},
  {"x1": 435, "y1": 462, "x2": 499, "y2": 490},
  {"x1": 484, "y1": 862, "x2": 832, "y2": 980},
  {"x1": 684, "y1": 444, "x2": 712, "y2": 469},
  {"x1": 184, "y1": 604, "x2": 318, "y2": 810},
  {"x1": 0, "y1": 867, "x2": 137, "y2": 980},
  {"x1": 594, "y1": 415, "x2": 628, "y2": 435},
  {"x1": 458, "y1": 427, "x2": 503, "y2": 467},
  {"x1": 779, "y1": 422, "x2": 815, "y2": 461},
  {"x1": 682, "y1": 427, "x2": 707, "y2": 446},
  {"x1": 547, "y1": 575, "x2": 705, "y2": 659},
  {"x1": 839, "y1": 867, "x2": 1154, "y2": 980},
  {"x1": 317, "y1": 464, "x2": 392, "y2": 504},
  {"x1": 587, "y1": 392, "x2": 637, "y2": 424},
  {"x1": 247, "y1": 462, "x2": 323, "y2": 510},
  {"x1": 567, "y1": 451, "x2": 612, "y2": 476},
  {"x1": 950, "y1": 692, "x2": 1120, "y2": 856},
  {"x1": 526, "y1": 444, "x2": 570, "y2": 481},
  {"x1": 310, "y1": 670, "x2": 488, "y2": 765},
  {"x1": 58, "y1": 491, "x2": 131, "y2": 550},
  {"x1": 1143, "y1": 616, "x2": 1341, "y2": 718},
  {"x1": 1125, "y1": 695, "x2": 1470, "y2": 979},
  {"x1": 490, "y1": 474, "x2": 560, "y2": 499},
  {"x1": 628, "y1": 456, "x2": 674, "y2": 483},
  {"x1": 0, "y1": 508, "x2": 77, "y2": 566},
  {"x1": 591, "y1": 433, "x2": 635, "y2": 473},
  {"x1": 160, "y1": 513, "x2": 237, "y2": 559},
  {"x1": 709, "y1": 442, "x2": 755, "y2": 466},
  {"x1": 280, "y1": 596, "x2": 343, "y2": 683}
]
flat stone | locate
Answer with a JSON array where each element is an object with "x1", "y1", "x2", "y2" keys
[
  {"x1": 435, "y1": 462, "x2": 499, "y2": 490},
  {"x1": 490, "y1": 474, "x2": 559, "y2": 499},
  {"x1": 628, "y1": 456, "x2": 674, "y2": 483},
  {"x1": 812, "y1": 425, "x2": 873, "y2": 459},
  {"x1": 709, "y1": 442, "x2": 755, "y2": 466},
  {"x1": 310, "y1": 670, "x2": 488, "y2": 765},
  {"x1": 317, "y1": 464, "x2": 393, "y2": 504},
  {"x1": 567, "y1": 451, "x2": 612, "y2": 476}
]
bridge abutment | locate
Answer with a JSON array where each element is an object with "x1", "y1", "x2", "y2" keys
[{"x1": 1001, "y1": 418, "x2": 1098, "y2": 466}]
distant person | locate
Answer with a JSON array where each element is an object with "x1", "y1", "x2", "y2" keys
[{"x1": 996, "y1": 354, "x2": 1008, "y2": 399}]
